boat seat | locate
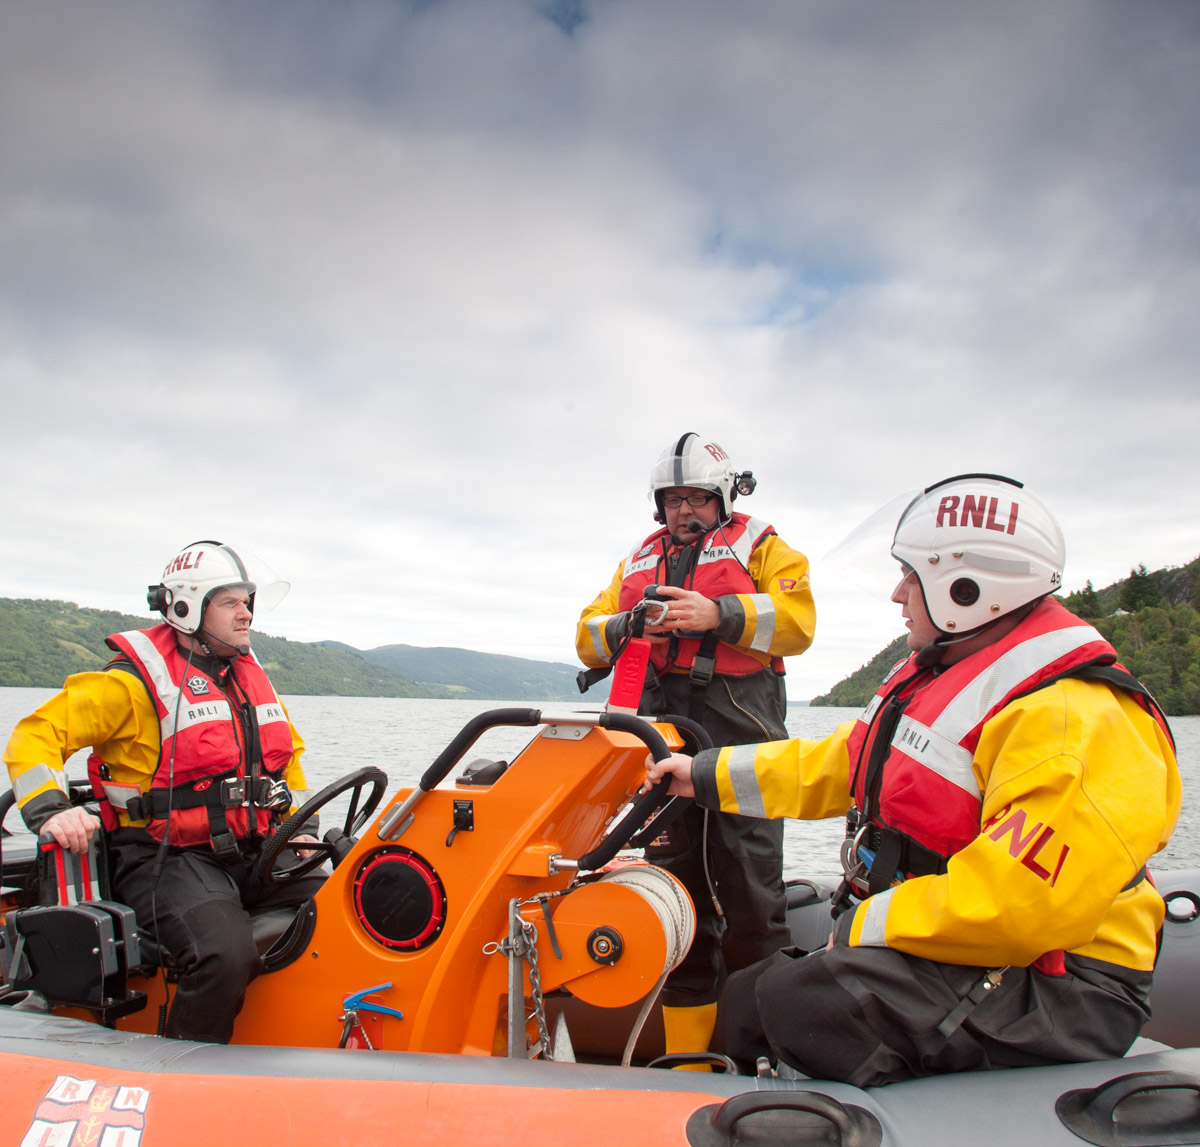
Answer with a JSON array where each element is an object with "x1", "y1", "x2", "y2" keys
[
  {"x1": 1, "y1": 832, "x2": 147, "y2": 1023},
  {"x1": 2, "y1": 832, "x2": 315, "y2": 1021},
  {"x1": 128, "y1": 904, "x2": 309, "y2": 972}
]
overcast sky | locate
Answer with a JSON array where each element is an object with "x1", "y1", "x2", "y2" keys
[{"x1": 2, "y1": 0, "x2": 1197, "y2": 701}]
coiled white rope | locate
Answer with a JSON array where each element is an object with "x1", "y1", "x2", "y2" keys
[{"x1": 596, "y1": 865, "x2": 695, "y2": 1067}]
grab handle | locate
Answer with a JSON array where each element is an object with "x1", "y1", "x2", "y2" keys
[
  {"x1": 687, "y1": 1091, "x2": 883, "y2": 1147},
  {"x1": 1055, "y1": 1069, "x2": 1200, "y2": 1146}
]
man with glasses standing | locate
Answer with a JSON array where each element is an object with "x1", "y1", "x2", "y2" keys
[{"x1": 576, "y1": 432, "x2": 816, "y2": 1063}]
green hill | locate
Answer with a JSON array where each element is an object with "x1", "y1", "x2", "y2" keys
[
  {"x1": 322, "y1": 642, "x2": 598, "y2": 702},
  {"x1": 0, "y1": 598, "x2": 594, "y2": 701},
  {"x1": 809, "y1": 635, "x2": 910, "y2": 708},
  {"x1": 811, "y1": 556, "x2": 1200, "y2": 716},
  {"x1": 0, "y1": 599, "x2": 441, "y2": 698}
]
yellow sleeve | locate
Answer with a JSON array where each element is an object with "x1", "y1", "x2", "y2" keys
[
  {"x1": 725, "y1": 533, "x2": 816, "y2": 659},
  {"x1": 843, "y1": 679, "x2": 1181, "y2": 969},
  {"x1": 281, "y1": 706, "x2": 311, "y2": 810},
  {"x1": 4, "y1": 670, "x2": 161, "y2": 829},
  {"x1": 575, "y1": 560, "x2": 628, "y2": 668},
  {"x1": 698, "y1": 721, "x2": 856, "y2": 821}
]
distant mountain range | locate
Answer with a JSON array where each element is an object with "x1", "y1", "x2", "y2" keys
[
  {"x1": 0, "y1": 598, "x2": 601, "y2": 703},
  {"x1": 321, "y1": 641, "x2": 604, "y2": 702},
  {"x1": 7, "y1": 550, "x2": 1197, "y2": 713}
]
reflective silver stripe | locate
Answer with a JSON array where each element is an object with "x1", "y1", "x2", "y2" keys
[
  {"x1": 101, "y1": 782, "x2": 140, "y2": 811},
  {"x1": 931, "y1": 625, "x2": 1105, "y2": 745},
  {"x1": 860, "y1": 694, "x2": 884, "y2": 726},
  {"x1": 290, "y1": 789, "x2": 311, "y2": 808},
  {"x1": 256, "y1": 701, "x2": 288, "y2": 728},
  {"x1": 725, "y1": 745, "x2": 766, "y2": 817},
  {"x1": 857, "y1": 887, "x2": 897, "y2": 947},
  {"x1": 174, "y1": 698, "x2": 233, "y2": 734},
  {"x1": 121, "y1": 629, "x2": 183, "y2": 741},
  {"x1": 696, "y1": 515, "x2": 769, "y2": 570},
  {"x1": 696, "y1": 543, "x2": 736, "y2": 567},
  {"x1": 746, "y1": 594, "x2": 776, "y2": 654},
  {"x1": 962, "y1": 551, "x2": 1031, "y2": 575},
  {"x1": 891, "y1": 714, "x2": 979, "y2": 799},
  {"x1": 13, "y1": 764, "x2": 70, "y2": 803},
  {"x1": 586, "y1": 615, "x2": 614, "y2": 661},
  {"x1": 625, "y1": 551, "x2": 660, "y2": 576}
]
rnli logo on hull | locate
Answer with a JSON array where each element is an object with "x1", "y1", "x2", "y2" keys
[{"x1": 22, "y1": 1074, "x2": 149, "y2": 1146}]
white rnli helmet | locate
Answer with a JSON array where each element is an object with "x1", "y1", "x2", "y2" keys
[
  {"x1": 649, "y1": 431, "x2": 755, "y2": 523},
  {"x1": 891, "y1": 474, "x2": 1065, "y2": 634},
  {"x1": 148, "y1": 541, "x2": 289, "y2": 636}
]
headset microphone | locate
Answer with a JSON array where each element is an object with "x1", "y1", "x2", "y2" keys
[
  {"x1": 687, "y1": 519, "x2": 706, "y2": 534},
  {"x1": 914, "y1": 629, "x2": 984, "y2": 668}
]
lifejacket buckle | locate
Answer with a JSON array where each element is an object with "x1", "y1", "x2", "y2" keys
[
  {"x1": 220, "y1": 778, "x2": 247, "y2": 808},
  {"x1": 689, "y1": 654, "x2": 716, "y2": 688}
]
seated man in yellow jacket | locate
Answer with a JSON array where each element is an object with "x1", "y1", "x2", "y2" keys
[
  {"x1": 4, "y1": 541, "x2": 321, "y2": 1043},
  {"x1": 644, "y1": 474, "x2": 1180, "y2": 1085}
]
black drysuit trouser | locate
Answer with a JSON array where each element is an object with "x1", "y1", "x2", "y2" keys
[
  {"x1": 111, "y1": 833, "x2": 325, "y2": 1043},
  {"x1": 641, "y1": 668, "x2": 793, "y2": 1008}
]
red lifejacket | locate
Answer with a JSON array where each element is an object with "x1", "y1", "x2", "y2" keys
[
  {"x1": 845, "y1": 598, "x2": 1125, "y2": 869},
  {"x1": 92, "y1": 624, "x2": 295, "y2": 848},
  {"x1": 617, "y1": 512, "x2": 784, "y2": 677}
]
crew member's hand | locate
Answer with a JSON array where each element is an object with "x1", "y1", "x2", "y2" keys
[
  {"x1": 652, "y1": 586, "x2": 719, "y2": 633},
  {"x1": 641, "y1": 752, "x2": 697, "y2": 799},
  {"x1": 626, "y1": 607, "x2": 671, "y2": 643},
  {"x1": 292, "y1": 833, "x2": 320, "y2": 861},
  {"x1": 40, "y1": 807, "x2": 102, "y2": 853}
]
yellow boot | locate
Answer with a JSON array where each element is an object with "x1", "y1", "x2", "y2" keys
[{"x1": 661, "y1": 1003, "x2": 719, "y2": 1071}]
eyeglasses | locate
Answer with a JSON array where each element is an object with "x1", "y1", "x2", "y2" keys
[{"x1": 662, "y1": 493, "x2": 715, "y2": 509}]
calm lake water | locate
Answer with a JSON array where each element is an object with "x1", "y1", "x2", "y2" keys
[{"x1": 3, "y1": 688, "x2": 1197, "y2": 878}]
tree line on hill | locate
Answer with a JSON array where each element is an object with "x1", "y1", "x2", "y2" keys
[
  {"x1": 811, "y1": 556, "x2": 1200, "y2": 716},
  {"x1": 0, "y1": 599, "x2": 589, "y2": 701},
  {"x1": 5, "y1": 554, "x2": 1198, "y2": 714}
]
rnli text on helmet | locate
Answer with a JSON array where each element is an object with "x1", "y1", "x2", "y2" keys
[
  {"x1": 163, "y1": 549, "x2": 206, "y2": 578},
  {"x1": 935, "y1": 496, "x2": 1018, "y2": 536}
]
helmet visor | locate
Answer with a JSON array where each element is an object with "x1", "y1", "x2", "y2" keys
[
  {"x1": 823, "y1": 489, "x2": 921, "y2": 602},
  {"x1": 220, "y1": 544, "x2": 290, "y2": 613}
]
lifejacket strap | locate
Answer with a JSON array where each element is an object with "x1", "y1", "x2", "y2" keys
[{"x1": 125, "y1": 775, "x2": 289, "y2": 821}]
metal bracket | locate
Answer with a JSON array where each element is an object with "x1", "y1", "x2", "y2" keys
[{"x1": 540, "y1": 724, "x2": 589, "y2": 741}]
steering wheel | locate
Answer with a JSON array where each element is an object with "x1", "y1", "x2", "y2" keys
[{"x1": 252, "y1": 766, "x2": 388, "y2": 885}]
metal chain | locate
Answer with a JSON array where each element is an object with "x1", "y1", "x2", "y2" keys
[
  {"x1": 521, "y1": 916, "x2": 552, "y2": 1060},
  {"x1": 485, "y1": 899, "x2": 554, "y2": 1060}
]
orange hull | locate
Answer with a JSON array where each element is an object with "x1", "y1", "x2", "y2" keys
[{"x1": 1, "y1": 1041, "x2": 718, "y2": 1147}]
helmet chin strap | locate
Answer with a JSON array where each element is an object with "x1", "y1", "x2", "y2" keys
[{"x1": 914, "y1": 628, "x2": 985, "y2": 669}]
